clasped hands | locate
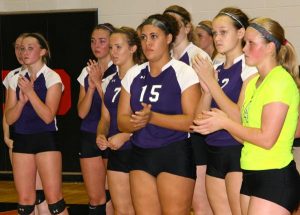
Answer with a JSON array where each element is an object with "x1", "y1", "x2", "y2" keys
[
  {"x1": 190, "y1": 108, "x2": 228, "y2": 135},
  {"x1": 96, "y1": 102, "x2": 152, "y2": 150},
  {"x1": 17, "y1": 74, "x2": 34, "y2": 104},
  {"x1": 87, "y1": 59, "x2": 103, "y2": 89},
  {"x1": 192, "y1": 54, "x2": 217, "y2": 93}
]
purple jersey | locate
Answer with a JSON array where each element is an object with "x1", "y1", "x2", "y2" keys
[
  {"x1": 173, "y1": 42, "x2": 210, "y2": 66},
  {"x1": 206, "y1": 55, "x2": 257, "y2": 147},
  {"x1": 77, "y1": 63, "x2": 116, "y2": 133},
  {"x1": 122, "y1": 59, "x2": 199, "y2": 148},
  {"x1": 103, "y1": 67, "x2": 137, "y2": 150},
  {"x1": 9, "y1": 65, "x2": 63, "y2": 134}
]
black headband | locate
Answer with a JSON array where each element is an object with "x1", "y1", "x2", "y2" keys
[
  {"x1": 249, "y1": 23, "x2": 281, "y2": 51},
  {"x1": 197, "y1": 23, "x2": 213, "y2": 36},
  {"x1": 164, "y1": 9, "x2": 190, "y2": 22}
]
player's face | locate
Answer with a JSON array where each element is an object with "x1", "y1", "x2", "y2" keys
[
  {"x1": 15, "y1": 37, "x2": 24, "y2": 65},
  {"x1": 195, "y1": 27, "x2": 213, "y2": 51},
  {"x1": 243, "y1": 27, "x2": 269, "y2": 67},
  {"x1": 110, "y1": 33, "x2": 135, "y2": 66},
  {"x1": 91, "y1": 29, "x2": 110, "y2": 60},
  {"x1": 140, "y1": 24, "x2": 171, "y2": 62},
  {"x1": 212, "y1": 16, "x2": 244, "y2": 55},
  {"x1": 20, "y1": 37, "x2": 46, "y2": 66}
]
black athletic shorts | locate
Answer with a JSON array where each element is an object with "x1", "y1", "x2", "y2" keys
[
  {"x1": 107, "y1": 149, "x2": 131, "y2": 173},
  {"x1": 206, "y1": 144, "x2": 242, "y2": 179},
  {"x1": 13, "y1": 131, "x2": 60, "y2": 154},
  {"x1": 294, "y1": 138, "x2": 300, "y2": 147},
  {"x1": 191, "y1": 133, "x2": 208, "y2": 165},
  {"x1": 130, "y1": 139, "x2": 196, "y2": 179},
  {"x1": 241, "y1": 161, "x2": 300, "y2": 213},
  {"x1": 79, "y1": 131, "x2": 108, "y2": 158}
]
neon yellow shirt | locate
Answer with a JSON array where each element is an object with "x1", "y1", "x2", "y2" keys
[{"x1": 241, "y1": 66, "x2": 299, "y2": 170}]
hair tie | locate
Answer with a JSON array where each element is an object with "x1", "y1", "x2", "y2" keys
[{"x1": 282, "y1": 39, "x2": 288, "y2": 46}]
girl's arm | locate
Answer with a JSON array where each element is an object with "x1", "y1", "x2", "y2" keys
[
  {"x1": 96, "y1": 101, "x2": 110, "y2": 150},
  {"x1": 77, "y1": 85, "x2": 95, "y2": 119},
  {"x1": 118, "y1": 83, "x2": 201, "y2": 133},
  {"x1": 5, "y1": 87, "x2": 26, "y2": 125},
  {"x1": 117, "y1": 87, "x2": 140, "y2": 133},
  {"x1": 148, "y1": 83, "x2": 201, "y2": 132},
  {"x1": 193, "y1": 55, "x2": 241, "y2": 122},
  {"x1": 193, "y1": 102, "x2": 288, "y2": 149},
  {"x1": 3, "y1": 90, "x2": 13, "y2": 148},
  {"x1": 87, "y1": 60, "x2": 104, "y2": 99}
]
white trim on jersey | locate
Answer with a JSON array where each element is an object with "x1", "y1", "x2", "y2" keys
[
  {"x1": 2, "y1": 67, "x2": 23, "y2": 89},
  {"x1": 121, "y1": 59, "x2": 199, "y2": 94},
  {"x1": 168, "y1": 59, "x2": 199, "y2": 92},
  {"x1": 121, "y1": 62, "x2": 148, "y2": 93},
  {"x1": 171, "y1": 42, "x2": 211, "y2": 65},
  {"x1": 8, "y1": 69, "x2": 27, "y2": 90},
  {"x1": 240, "y1": 55, "x2": 258, "y2": 81},
  {"x1": 77, "y1": 61, "x2": 114, "y2": 87},
  {"x1": 77, "y1": 66, "x2": 88, "y2": 87},
  {"x1": 102, "y1": 64, "x2": 138, "y2": 94},
  {"x1": 102, "y1": 72, "x2": 117, "y2": 94},
  {"x1": 214, "y1": 54, "x2": 257, "y2": 82},
  {"x1": 9, "y1": 64, "x2": 64, "y2": 92}
]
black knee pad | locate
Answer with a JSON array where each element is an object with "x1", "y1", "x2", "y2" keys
[
  {"x1": 48, "y1": 198, "x2": 66, "y2": 215},
  {"x1": 35, "y1": 189, "x2": 46, "y2": 205},
  {"x1": 88, "y1": 203, "x2": 106, "y2": 215},
  {"x1": 105, "y1": 189, "x2": 111, "y2": 202},
  {"x1": 17, "y1": 204, "x2": 35, "y2": 215}
]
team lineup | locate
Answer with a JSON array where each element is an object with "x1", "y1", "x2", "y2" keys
[{"x1": 2, "y1": 4, "x2": 300, "y2": 215}]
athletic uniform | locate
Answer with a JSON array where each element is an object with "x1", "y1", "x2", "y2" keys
[
  {"x1": 77, "y1": 62, "x2": 116, "y2": 158},
  {"x1": 241, "y1": 66, "x2": 300, "y2": 212},
  {"x1": 173, "y1": 42, "x2": 210, "y2": 65},
  {"x1": 173, "y1": 42, "x2": 211, "y2": 165},
  {"x1": 9, "y1": 64, "x2": 63, "y2": 153},
  {"x1": 205, "y1": 54, "x2": 257, "y2": 178},
  {"x1": 121, "y1": 59, "x2": 198, "y2": 179},
  {"x1": 3, "y1": 67, "x2": 23, "y2": 89},
  {"x1": 102, "y1": 65, "x2": 137, "y2": 172},
  {"x1": 3, "y1": 67, "x2": 24, "y2": 138}
]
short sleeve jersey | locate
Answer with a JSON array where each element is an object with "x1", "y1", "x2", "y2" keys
[
  {"x1": 241, "y1": 66, "x2": 299, "y2": 170},
  {"x1": 173, "y1": 42, "x2": 210, "y2": 66},
  {"x1": 3, "y1": 67, "x2": 23, "y2": 89},
  {"x1": 206, "y1": 54, "x2": 257, "y2": 147},
  {"x1": 9, "y1": 64, "x2": 63, "y2": 134},
  {"x1": 77, "y1": 62, "x2": 117, "y2": 133},
  {"x1": 103, "y1": 65, "x2": 138, "y2": 150},
  {"x1": 121, "y1": 59, "x2": 199, "y2": 148}
]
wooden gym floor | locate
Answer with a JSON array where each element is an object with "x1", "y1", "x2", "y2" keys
[
  {"x1": 0, "y1": 180, "x2": 89, "y2": 214},
  {"x1": 0, "y1": 180, "x2": 197, "y2": 215}
]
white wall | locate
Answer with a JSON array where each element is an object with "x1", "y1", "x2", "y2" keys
[{"x1": 1, "y1": 0, "x2": 300, "y2": 62}]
